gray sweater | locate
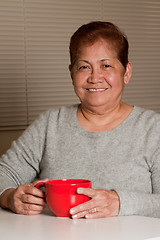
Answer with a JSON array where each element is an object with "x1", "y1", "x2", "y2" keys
[{"x1": 0, "y1": 105, "x2": 160, "y2": 217}]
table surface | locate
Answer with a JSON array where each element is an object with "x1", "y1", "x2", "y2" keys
[{"x1": 1, "y1": 207, "x2": 160, "y2": 240}]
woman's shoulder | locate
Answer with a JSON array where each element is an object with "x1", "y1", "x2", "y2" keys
[
  {"x1": 25, "y1": 105, "x2": 78, "y2": 135},
  {"x1": 36, "y1": 104, "x2": 78, "y2": 125},
  {"x1": 132, "y1": 105, "x2": 160, "y2": 129},
  {"x1": 45, "y1": 104, "x2": 78, "y2": 118},
  {"x1": 133, "y1": 106, "x2": 160, "y2": 118}
]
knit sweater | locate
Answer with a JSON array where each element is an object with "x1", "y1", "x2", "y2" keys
[{"x1": 0, "y1": 105, "x2": 160, "y2": 217}]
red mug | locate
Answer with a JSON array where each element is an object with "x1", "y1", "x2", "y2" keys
[{"x1": 35, "y1": 179, "x2": 92, "y2": 217}]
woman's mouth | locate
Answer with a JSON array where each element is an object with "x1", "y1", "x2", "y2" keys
[{"x1": 86, "y1": 88, "x2": 107, "y2": 92}]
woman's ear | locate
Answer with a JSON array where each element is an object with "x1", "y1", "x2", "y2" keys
[
  {"x1": 69, "y1": 64, "x2": 72, "y2": 73},
  {"x1": 69, "y1": 64, "x2": 74, "y2": 85},
  {"x1": 69, "y1": 64, "x2": 73, "y2": 76},
  {"x1": 124, "y1": 61, "x2": 132, "y2": 85}
]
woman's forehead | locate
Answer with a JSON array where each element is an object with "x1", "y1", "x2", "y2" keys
[{"x1": 77, "y1": 39, "x2": 118, "y2": 58}]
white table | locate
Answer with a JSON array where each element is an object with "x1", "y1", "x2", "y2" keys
[{"x1": 1, "y1": 207, "x2": 160, "y2": 240}]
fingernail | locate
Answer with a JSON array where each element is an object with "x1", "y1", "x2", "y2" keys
[
  {"x1": 77, "y1": 188, "x2": 83, "y2": 193},
  {"x1": 72, "y1": 214, "x2": 78, "y2": 219},
  {"x1": 70, "y1": 209, "x2": 75, "y2": 214}
]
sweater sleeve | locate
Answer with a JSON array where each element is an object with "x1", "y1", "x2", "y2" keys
[
  {"x1": 117, "y1": 191, "x2": 160, "y2": 217},
  {"x1": 0, "y1": 111, "x2": 50, "y2": 194},
  {"x1": 117, "y1": 149, "x2": 160, "y2": 218}
]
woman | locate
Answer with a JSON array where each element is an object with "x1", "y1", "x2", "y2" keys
[{"x1": 0, "y1": 21, "x2": 160, "y2": 219}]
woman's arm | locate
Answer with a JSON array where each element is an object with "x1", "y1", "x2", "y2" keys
[
  {"x1": 70, "y1": 149, "x2": 160, "y2": 219},
  {"x1": 0, "y1": 111, "x2": 50, "y2": 198}
]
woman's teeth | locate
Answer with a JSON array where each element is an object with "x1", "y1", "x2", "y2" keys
[{"x1": 88, "y1": 88, "x2": 106, "y2": 91}]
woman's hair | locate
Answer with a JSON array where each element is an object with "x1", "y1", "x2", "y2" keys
[{"x1": 69, "y1": 21, "x2": 129, "y2": 69}]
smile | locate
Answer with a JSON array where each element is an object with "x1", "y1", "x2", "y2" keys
[{"x1": 87, "y1": 88, "x2": 107, "y2": 92}]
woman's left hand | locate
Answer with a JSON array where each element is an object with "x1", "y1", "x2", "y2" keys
[{"x1": 70, "y1": 188, "x2": 120, "y2": 219}]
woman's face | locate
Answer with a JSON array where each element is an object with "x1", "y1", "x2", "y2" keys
[{"x1": 70, "y1": 39, "x2": 132, "y2": 112}]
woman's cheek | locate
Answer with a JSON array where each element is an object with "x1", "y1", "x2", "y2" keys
[{"x1": 105, "y1": 72, "x2": 124, "y2": 88}]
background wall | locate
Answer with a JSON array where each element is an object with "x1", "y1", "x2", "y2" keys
[
  {"x1": 0, "y1": 130, "x2": 23, "y2": 156},
  {"x1": 0, "y1": 0, "x2": 160, "y2": 156}
]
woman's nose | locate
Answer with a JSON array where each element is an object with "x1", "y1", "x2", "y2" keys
[{"x1": 87, "y1": 69, "x2": 103, "y2": 83}]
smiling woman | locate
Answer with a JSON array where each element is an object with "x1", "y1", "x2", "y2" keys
[
  {"x1": 0, "y1": 21, "x2": 160, "y2": 220},
  {"x1": 69, "y1": 22, "x2": 132, "y2": 131},
  {"x1": 70, "y1": 39, "x2": 132, "y2": 125}
]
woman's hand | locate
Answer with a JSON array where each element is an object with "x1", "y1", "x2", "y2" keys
[
  {"x1": 0, "y1": 179, "x2": 48, "y2": 215},
  {"x1": 70, "y1": 188, "x2": 120, "y2": 219}
]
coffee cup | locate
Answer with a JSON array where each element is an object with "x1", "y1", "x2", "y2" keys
[{"x1": 35, "y1": 179, "x2": 92, "y2": 217}]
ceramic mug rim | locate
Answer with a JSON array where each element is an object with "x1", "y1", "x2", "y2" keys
[{"x1": 46, "y1": 179, "x2": 91, "y2": 186}]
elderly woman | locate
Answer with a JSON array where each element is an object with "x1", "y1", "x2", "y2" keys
[{"x1": 0, "y1": 21, "x2": 160, "y2": 219}]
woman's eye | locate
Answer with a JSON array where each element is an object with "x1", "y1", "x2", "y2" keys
[
  {"x1": 104, "y1": 64, "x2": 111, "y2": 69},
  {"x1": 79, "y1": 65, "x2": 89, "y2": 70}
]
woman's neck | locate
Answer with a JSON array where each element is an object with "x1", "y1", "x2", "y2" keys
[{"x1": 77, "y1": 102, "x2": 133, "y2": 132}]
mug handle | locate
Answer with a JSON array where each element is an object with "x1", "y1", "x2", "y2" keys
[{"x1": 35, "y1": 182, "x2": 46, "y2": 189}]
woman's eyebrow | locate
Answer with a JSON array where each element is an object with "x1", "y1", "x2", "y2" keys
[
  {"x1": 78, "y1": 60, "x2": 90, "y2": 64},
  {"x1": 77, "y1": 59, "x2": 110, "y2": 65},
  {"x1": 100, "y1": 58, "x2": 110, "y2": 62},
  {"x1": 78, "y1": 59, "x2": 110, "y2": 63}
]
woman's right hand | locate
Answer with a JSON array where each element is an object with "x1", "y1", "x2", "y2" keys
[{"x1": 0, "y1": 179, "x2": 48, "y2": 215}]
